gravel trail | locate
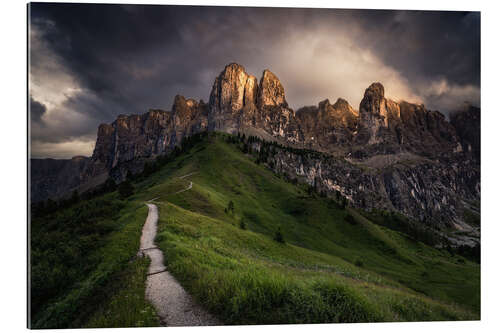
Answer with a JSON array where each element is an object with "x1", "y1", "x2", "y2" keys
[
  {"x1": 174, "y1": 181, "x2": 192, "y2": 194},
  {"x1": 139, "y1": 203, "x2": 220, "y2": 326}
]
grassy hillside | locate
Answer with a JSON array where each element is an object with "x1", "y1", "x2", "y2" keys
[
  {"x1": 30, "y1": 194, "x2": 160, "y2": 328},
  {"x1": 30, "y1": 132, "x2": 479, "y2": 327},
  {"x1": 132, "y1": 132, "x2": 479, "y2": 323}
]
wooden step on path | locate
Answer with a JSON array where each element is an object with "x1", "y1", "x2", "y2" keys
[
  {"x1": 147, "y1": 268, "x2": 169, "y2": 276},
  {"x1": 140, "y1": 246, "x2": 159, "y2": 251}
]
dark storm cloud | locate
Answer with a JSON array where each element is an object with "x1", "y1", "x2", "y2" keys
[
  {"x1": 30, "y1": 4, "x2": 299, "y2": 113},
  {"x1": 29, "y1": 3, "x2": 480, "y2": 158},
  {"x1": 29, "y1": 96, "x2": 46, "y2": 122},
  {"x1": 351, "y1": 10, "x2": 480, "y2": 87}
]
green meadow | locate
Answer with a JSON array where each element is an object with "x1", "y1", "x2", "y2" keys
[{"x1": 30, "y1": 132, "x2": 480, "y2": 327}]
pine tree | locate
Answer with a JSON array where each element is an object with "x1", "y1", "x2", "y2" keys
[
  {"x1": 274, "y1": 227, "x2": 285, "y2": 243},
  {"x1": 118, "y1": 180, "x2": 134, "y2": 199},
  {"x1": 227, "y1": 200, "x2": 235, "y2": 214}
]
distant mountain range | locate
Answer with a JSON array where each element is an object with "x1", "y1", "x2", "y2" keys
[{"x1": 30, "y1": 63, "x2": 480, "y2": 245}]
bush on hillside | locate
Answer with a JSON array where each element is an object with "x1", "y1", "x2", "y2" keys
[
  {"x1": 274, "y1": 227, "x2": 285, "y2": 244},
  {"x1": 227, "y1": 200, "x2": 235, "y2": 214},
  {"x1": 354, "y1": 258, "x2": 363, "y2": 267},
  {"x1": 239, "y1": 219, "x2": 246, "y2": 230},
  {"x1": 118, "y1": 180, "x2": 134, "y2": 199},
  {"x1": 344, "y1": 214, "x2": 356, "y2": 225}
]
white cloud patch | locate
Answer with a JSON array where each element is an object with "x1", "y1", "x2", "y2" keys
[
  {"x1": 29, "y1": 19, "x2": 79, "y2": 115},
  {"x1": 418, "y1": 78, "x2": 480, "y2": 112},
  {"x1": 236, "y1": 24, "x2": 424, "y2": 110},
  {"x1": 29, "y1": 19, "x2": 104, "y2": 158},
  {"x1": 30, "y1": 139, "x2": 95, "y2": 159}
]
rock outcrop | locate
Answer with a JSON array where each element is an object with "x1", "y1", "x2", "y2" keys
[
  {"x1": 30, "y1": 63, "x2": 480, "y2": 244},
  {"x1": 354, "y1": 82, "x2": 460, "y2": 158},
  {"x1": 30, "y1": 156, "x2": 90, "y2": 203},
  {"x1": 208, "y1": 64, "x2": 299, "y2": 143},
  {"x1": 257, "y1": 69, "x2": 287, "y2": 108},
  {"x1": 296, "y1": 98, "x2": 358, "y2": 150},
  {"x1": 208, "y1": 63, "x2": 255, "y2": 132},
  {"x1": 356, "y1": 82, "x2": 390, "y2": 145},
  {"x1": 450, "y1": 103, "x2": 480, "y2": 160},
  {"x1": 264, "y1": 144, "x2": 479, "y2": 246}
]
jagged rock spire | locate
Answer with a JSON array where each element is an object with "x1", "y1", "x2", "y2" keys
[
  {"x1": 208, "y1": 63, "x2": 258, "y2": 132},
  {"x1": 360, "y1": 82, "x2": 385, "y2": 116},
  {"x1": 257, "y1": 69, "x2": 287, "y2": 108}
]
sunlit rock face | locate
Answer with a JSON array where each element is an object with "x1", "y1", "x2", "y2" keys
[
  {"x1": 251, "y1": 69, "x2": 300, "y2": 143},
  {"x1": 208, "y1": 64, "x2": 300, "y2": 143},
  {"x1": 296, "y1": 98, "x2": 358, "y2": 150},
  {"x1": 257, "y1": 69, "x2": 287, "y2": 108},
  {"x1": 356, "y1": 82, "x2": 397, "y2": 145},
  {"x1": 208, "y1": 63, "x2": 256, "y2": 132},
  {"x1": 172, "y1": 95, "x2": 209, "y2": 144}
]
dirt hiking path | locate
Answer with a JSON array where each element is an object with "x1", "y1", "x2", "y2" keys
[{"x1": 139, "y1": 203, "x2": 220, "y2": 326}]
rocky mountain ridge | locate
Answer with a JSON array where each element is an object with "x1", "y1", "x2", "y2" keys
[{"x1": 31, "y1": 63, "x2": 480, "y2": 243}]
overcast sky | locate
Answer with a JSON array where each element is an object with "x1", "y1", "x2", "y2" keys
[{"x1": 29, "y1": 3, "x2": 480, "y2": 158}]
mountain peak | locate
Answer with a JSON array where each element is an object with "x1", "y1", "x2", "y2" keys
[
  {"x1": 364, "y1": 82, "x2": 385, "y2": 98},
  {"x1": 173, "y1": 94, "x2": 202, "y2": 113},
  {"x1": 208, "y1": 63, "x2": 257, "y2": 132},
  {"x1": 258, "y1": 69, "x2": 287, "y2": 108},
  {"x1": 333, "y1": 97, "x2": 351, "y2": 110},
  {"x1": 224, "y1": 62, "x2": 246, "y2": 72},
  {"x1": 209, "y1": 63, "x2": 251, "y2": 112},
  {"x1": 359, "y1": 82, "x2": 386, "y2": 118}
]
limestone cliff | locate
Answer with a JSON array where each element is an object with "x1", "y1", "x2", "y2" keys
[{"x1": 354, "y1": 83, "x2": 460, "y2": 158}]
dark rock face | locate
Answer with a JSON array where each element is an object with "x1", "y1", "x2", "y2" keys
[
  {"x1": 85, "y1": 101, "x2": 208, "y2": 182},
  {"x1": 267, "y1": 148, "x2": 479, "y2": 237},
  {"x1": 450, "y1": 103, "x2": 481, "y2": 160},
  {"x1": 354, "y1": 83, "x2": 460, "y2": 158},
  {"x1": 85, "y1": 110, "x2": 172, "y2": 182},
  {"x1": 30, "y1": 156, "x2": 90, "y2": 203},
  {"x1": 172, "y1": 95, "x2": 209, "y2": 145},
  {"x1": 30, "y1": 62, "x2": 480, "y2": 244}
]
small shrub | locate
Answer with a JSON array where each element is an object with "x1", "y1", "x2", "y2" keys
[
  {"x1": 274, "y1": 227, "x2": 285, "y2": 244},
  {"x1": 118, "y1": 180, "x2": 134, "y2": 199},
  {"x1": 103, "y1": 178, "x2": 117, "y2": 192},
  {"x1": 227, "y1": 200, "x2": 235, "y2": 214},
  {"x1": 341, "y1": 197, "x2": 348, "y2": 209},
  {"x1": 344, "y1": 214, "x2": 356, "y2": 225},
  {"x1": 243, "y1": 211, "x2": 260, "y2": 225},
  {"x1": 354, "y1": 258, "x2": 363, "y2": 267},
  {"x1": 239, "y1": 219, "x2": 246, "y2": 230}
]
